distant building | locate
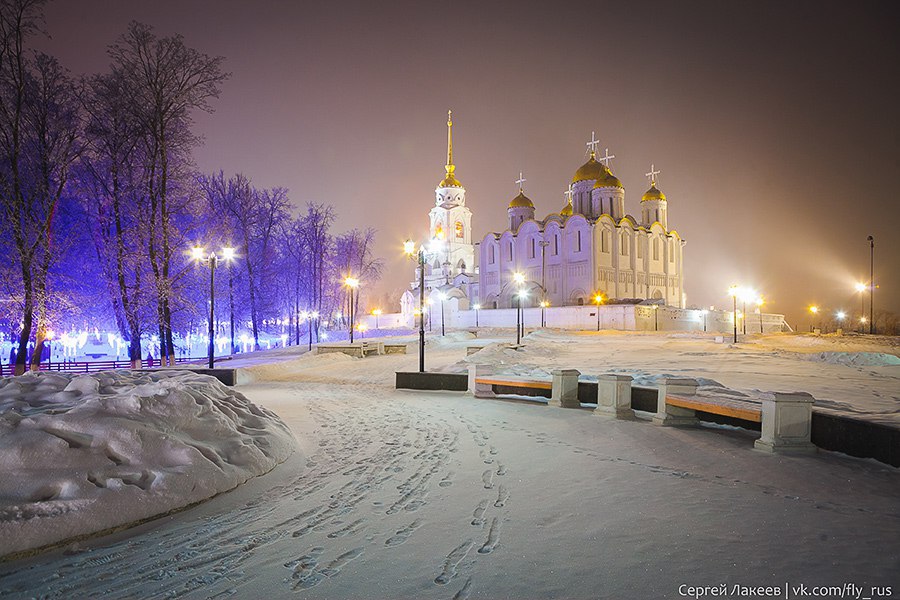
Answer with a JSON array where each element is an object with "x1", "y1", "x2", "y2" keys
[{"x1": 401, "y1": 114, "x2": 686, "y2": 318}]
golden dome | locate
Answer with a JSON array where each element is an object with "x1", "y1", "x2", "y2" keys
[
  {"x1": 592, "y1": 166, "x2": 623, "y2": 189},
  {"x1": 572, "y1": 154, "x2": 605, "y2": 183},
  {"x1": 560, "y1": 199, "x2": 573, "y2": 216},
  {"x1": 641, "y1": 182, "x2": 666, "y2": 202},
  {"x1": 508, "y1": 191, "x2": 534, "y2": 209}
]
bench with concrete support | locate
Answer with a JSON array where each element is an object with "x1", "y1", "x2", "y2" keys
[
  {"x1": 468, "y1": 365, "x2": 581, "y2": 408},
  {"x1": 594, "y1": 374, "x2": 635, "y2": 419},
  {"x1": 316, "y1": 342, "x2": 383, "y2": 358},
  {"x1": 383, "y1": 343, "x2": 408, "y2": 354},
  {"x1": 651, "y1": 377, "x2": 816, "y2": 453}
]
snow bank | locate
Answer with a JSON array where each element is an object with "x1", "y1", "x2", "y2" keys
[
  {"x1": 0, "y1": 370, "x2": 295, "y2": 557},
  {"x1": 805, "y1": 351, "x2": 900, "y2": 367}
]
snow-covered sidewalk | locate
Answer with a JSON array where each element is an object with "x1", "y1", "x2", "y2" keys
[{"x1": 0, "y1": 370, "x2": 295, "y2": 557}]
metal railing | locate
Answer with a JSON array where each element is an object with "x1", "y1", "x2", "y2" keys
[{"x1": 0, "y1": 356, "x2": 209, "y2": 377}]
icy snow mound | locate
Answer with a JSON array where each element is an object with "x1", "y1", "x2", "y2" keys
[
  {"x1": 0, "y1": 370, "x2": 295, "y2": 557},
  {"x1": 806, "y1": 352, "x2": 900, "y2": 367}
]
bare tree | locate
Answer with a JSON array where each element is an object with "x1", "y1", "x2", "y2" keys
[{"x1": 109, "y1": 22, "x2": 228, "y2": 365}]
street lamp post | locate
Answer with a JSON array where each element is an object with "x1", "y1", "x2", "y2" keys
[
  {"x1": 540, "y1": 300, "x2": 549, "y2": 328},
  {"x1": 513, "y1": 272, "x2": 525, "y2": 344},
  {"x1": 438, "y1": 292, "x2": 447, "y2": 336},
  {"x1": 373, "y1": 309, "x2": 382, "y2": 331},
  {"x1": 757, "y1": 297, "x2": 765, "y2": 334},
  {"x1": 473, "y1": 303, "x2": 480, "y2": 328},
  {"x1": 594, "y1": 294, "x2": 604, "y2": 331},
  {"x1": 192, "y1": 246, "x2": 234, "y2": 369},
  {"x1": 701, "y1": 309, "x2": 708, "y2": 333},
  {"x1": 308, "y1": 311, "x2": 318, "y2": 351},
  {"x1": 728, "y1": 285, "x2": 739, "y2": 343},
  {"x1": 652, "y1": 304, "x2": 659, "y2": 331},
  {"x1": 836, "y1": 311, "x2": 846, "y2": 332},
  {"x1": 222, "y1": 247, "x2": 236, "y2": 355},
  {"x1": 809, "y1": 305, "x2": 819, "y2": 332},
  {"x1": 344, "y1": 277, "x2": 359, "y2": 343},
  {"x1": 405, "y1": 240, "x2": 428, "y2": 373},
  {"x1": 867, "y1": 235, "x2": 875, "y2": 334}
]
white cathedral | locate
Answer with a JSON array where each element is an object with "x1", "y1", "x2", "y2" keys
[{"x1": 401, "y1": 112, "x2": 686, "y2": 317}]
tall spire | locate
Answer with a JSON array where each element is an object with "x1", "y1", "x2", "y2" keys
[
  {"x1": 439, "y1": 109, "x2": 462, "y2": 188},
  {"x1": 446, "y1": 109, "x2": 453, "y2": 170}
]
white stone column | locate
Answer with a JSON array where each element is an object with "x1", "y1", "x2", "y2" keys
[
  {"x1": 594, "y1": 374, "x2": 634, "y2": 419},
  {"x1": 652, "y1": 377, "x2": 699, "y2": 426},
  {"x1": 549, "y1": 369, "x2": 580, "y2": 408},
  {"x1": 467, "y1": 364, "x2": 495, "y2": 398},
  {"x1": 754, "y1": 392, "x2": 816, "y2": 454}
]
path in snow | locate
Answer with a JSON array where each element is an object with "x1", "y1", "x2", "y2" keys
[{"x1": 1, "y1": 367, "x2": 898, "y2": 599}]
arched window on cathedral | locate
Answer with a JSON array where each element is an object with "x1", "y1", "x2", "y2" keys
[
  {"x1": 669, "y1": 239, "x2": 675, "y2": 262},
  {"x1": 488, "y1": 245, "x2": 495, "y2": 264},
  {"x1": 508, "y1": 241, "x2": 514, "y2": 261},
  {"x1": 435, "y1": 223, "x2": 444, "y2": 240},
  {"x1": 529, "y1": 237, "x2": 536, "y2": 258},
  {"x1": 554, "y1": 234, "x2": 559, "y2": 255},
  {"x1": 637, "y1": 238, "x2": 643, "y2": 259},
  {"x1": 601, "y1": 230, "x2": 610, "y2": 253},
  {"x1": 576, "y1": 230, "x2": 582, "y2": 253},
  {"x1": 621, "y1": 231, "x2": 629, "y2": 256},
  {"x1": 653, "y1": 238, "x2": 660, "y2": 261},
  {"x1": 455, "y1": 221, "x2": 464, "y2": 238}
]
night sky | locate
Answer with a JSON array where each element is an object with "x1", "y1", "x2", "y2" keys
[{"x1": 37, "y1": 1, "x2": 899, "y2": 327}]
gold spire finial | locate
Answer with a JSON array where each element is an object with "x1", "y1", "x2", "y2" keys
[
  {"x1": 438, "y1": 110, "x2": 462, "y2": 188},
  {"x1": 446, "y1": 109, "x2": 454, "y2": 172}
]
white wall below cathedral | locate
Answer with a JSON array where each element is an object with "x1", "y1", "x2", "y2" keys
[{"x1": 360, "y1": 305, "x2": 786, "y2": 334}]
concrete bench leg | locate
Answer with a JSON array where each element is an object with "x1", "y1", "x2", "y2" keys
[
  {"x1": 594, "y1": 374, "x2": 634, "y2": 419},
  {"x1": 468, "y1": 364, "x2": 495, "y2": 398},
  {"x1": 754, "y1": 392, "x2": 816, "y2": 454},
  {"x1": 549, "y1": 369, "x2": 580, "y2": 408},
  {"x1": 652, "y1": 378, "x2": 700, "y2": 426}
]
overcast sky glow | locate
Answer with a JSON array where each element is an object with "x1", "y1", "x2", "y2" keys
[{"x1": 37, "y1": 0, "x2": 900, "y2": 327}]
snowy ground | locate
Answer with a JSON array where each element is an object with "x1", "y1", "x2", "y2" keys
[
  {"x1": 0, "y1": 331, "x2": 897, "y2": 599},
  {"x1": 0, "y1": 370, "x2": 295, "y2": 557}
]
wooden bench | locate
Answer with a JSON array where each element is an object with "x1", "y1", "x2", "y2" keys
[
  {"x1": 316, "y1": 343, "x2": 381, "y2": 358},
  {"x1": 650, "y1": 377, "x2": 815, "y2": 453},
  {"x1": 468, "y1": 365, "x2": 581, "y2": 408}
]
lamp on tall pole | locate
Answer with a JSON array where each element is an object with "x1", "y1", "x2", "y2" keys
[
  {"x1": 404, "y1": 239, "x2": 429, "y2": 373},
  {"x1": 344, "y1": 276, "x2": 360, "y2": 343},
  {"x1": 513, "y1": 272, "x2": 525, "y2": 344},
  {"x1": 438, "y1": 292, "x2": 447, "y2": 336},
  {"x1": 193, "y1": 246, "x2": 236, "y2": 369},
  {"x1": 222, "y1": 247, "x2": 236, "y2": 354},
  {"x1": 540, "y1": 300, "x2": 549, "y2": 328},
  {"x1": 756, "y1": 296, "x2": 765, "y2": 334},
  {"x1": 808, "y1": 305, "x2": 819, "y2": 332},
  {"x1": 867, "y1": 235, "x2": 875, "y2": 334},
  {"x1": 473, "y1": 303, "x2": 480, "y2": 328},
  {"x1": 652, "y1": 303, "x2": 659, "y2": 331},
  {"x1": 728, "y1": 285, "x2": 739, "y2": 343},
  {"x1": 701, "y1": 309, "x2": 708, "y2": 333},
  {"x1": 372, "y1": 308, "x2": 382, "y2": 331},
  {"x1": 594, "y1": 293, "x2": 604, "y2": 331}
]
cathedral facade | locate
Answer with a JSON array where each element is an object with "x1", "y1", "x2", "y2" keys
[{"x1": 402, "y1": 115, "x2": 686, "y2": 316}]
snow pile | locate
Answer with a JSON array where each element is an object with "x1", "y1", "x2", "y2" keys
[
  {"x1": 805, "y1": 351, "x2": 900, "y2": 367},
  {"x1": 0, "y1": 370, "x2": 295, "y2": 557}
]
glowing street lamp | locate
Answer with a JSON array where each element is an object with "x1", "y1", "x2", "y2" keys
[
  {"x1": 700, "y1": 309, "x2": 708, "y2": 333},
  {"x1": 220, "y1": 247, "x2": 236, "y2": 354},
  {"x1": 517, "y1": 289, "x2": 528, "y2": 342},
  {"x1": 438, "y1": 292, "x2": 447, "y2": 336},
  {"x1": 192, "y1": 246, "x2": 237, "y2": 369},
  {"x1": 513, "y1": 272, "x2": 526, "y2": 344},
  {"x1": 867, "y1": 235, "x2": 875, "y2": 334},
  {"x1": 540, "y1": 300, "x2": 549, "y2": 328},
  {"x1": 808, "y1": 305, "x2": 819, "y2": 333},
  {"x1": 404, "y1": 239, "x2": 432, "y2": 372},
  {"x1": 372, "y1": 308, "x2": 382, "y2": 330},
  {"x1": 594, "y1": 293, "x2": 605, "y2": 331},
  {"x1": 739, "y1": 287, "x2": 756, "y2": 335},
  {"x1": 651, "y1": 303, "x2": 659, "y2": 331},
  {"x1": 344, "y1": 276, "x2": 360, "y2": 344},
  {"x1": 728, "y1": 285, "x2": 740, "y2": 343},
  {"x1": 756, "y1": 297, "x2": 765, "y2": 334},
  {"x1": 473, "y1": 303, "x2": 481, "y2": 328}
]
